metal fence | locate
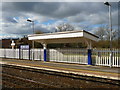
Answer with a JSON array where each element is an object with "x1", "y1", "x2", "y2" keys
[
  {"x1": 0, "y1": 49, "x2": 44, "y2": 60},
  {"x1": 92, "y1": 49, "x2": 120, "y2": 67},
  {"x1": 0, "y1": 48, "x2": 120, "y2": 67},
  {"x1": 49, "y1": 49, "x2": 88, "y2": 64}
]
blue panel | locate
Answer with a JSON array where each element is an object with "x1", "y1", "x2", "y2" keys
[
  {"x1": 88, "y1": 49, "x2": 92, "y2": 65},
  {"x1": 44, "y1": 49, "x2": 47, "y2": 61}
]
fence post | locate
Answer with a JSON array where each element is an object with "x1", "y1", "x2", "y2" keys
[
  {"x1": 19, "y1": 46, "x2": 21, "y2": 59},
  {"x1": 88, "y1": 49, "x2": 92, "y2": 65},
  {"x1": 109, "y1": 50, "x2": 113, "y2": 67},
  {"x1": 29, "y1": 47, "x2": 30, "y2": 60},
  {"x1": 4, "y1": 49, "x2": 6, "y2": 58}
]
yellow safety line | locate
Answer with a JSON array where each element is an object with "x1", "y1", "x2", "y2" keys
[{"x1": 3, "y1": 61, "x2": 119, "y2": 75}]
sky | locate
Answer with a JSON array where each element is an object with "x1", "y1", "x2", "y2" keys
[{"x1": 0, "y1": 1, "x2": 119, "y2": 39}]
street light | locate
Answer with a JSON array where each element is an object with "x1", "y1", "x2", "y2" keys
[
  {"x1": 27, "y1": 19, "x2": 34, "y2": 33},
  {"x1": 104, "y1": 2, "x2": 112, "y2": 67},
  {"x1": 27, "y1": 19, "x2": 35, "y2": 60}
]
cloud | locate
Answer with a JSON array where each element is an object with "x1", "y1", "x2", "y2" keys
[
  {"x1": 1, "y1": 2, "x2": 118, "y2": 39},
  {"x1": 0, "y1": 33, "x2": 22, "y2": 39}
]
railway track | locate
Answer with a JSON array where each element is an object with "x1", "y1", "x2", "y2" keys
[
  {"x1": 2, "y1": 64, "x2": 120, "y2": 88},
  {"x1": 2, "y1": 73, "x2": 58, "y2": 88}
]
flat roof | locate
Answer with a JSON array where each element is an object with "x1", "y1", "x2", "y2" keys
[{"x1": 28, "y1": 30, "x2": 99, "y2": 44}]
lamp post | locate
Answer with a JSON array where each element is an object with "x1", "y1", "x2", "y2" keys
[
  {"x1": 104, "y1": 2, "x2": 112, "y2": 67},
  {"x1": 27, "y1": 19, "x2": 34, "y2": 60}
]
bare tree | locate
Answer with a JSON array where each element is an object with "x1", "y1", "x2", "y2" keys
[
  {"x1": 55, "y1": 23, "x2": 74, "y2": 32},
  {"x1": 112, "y1": 29, "x2": 118, "y2": 40},
  {"x1": 94, "y1": 25, "x2": 118, "y2": 40},
  {"x1": 94, "y1": 26, "x2": 107, "y2": 40}
]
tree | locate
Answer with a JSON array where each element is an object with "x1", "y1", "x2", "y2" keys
[
  {"x1": 93, "y1": 25, "x2": 119, "y2": 48},
  {"x1": 94, "y1": 25, "x2": 118, "y2": 41},
  {"x1": 35, "y1": 30, "x2": 43, "y2": 34},
  {"x1": 15, "y1": 36, "x2": 32, "y2": 48},
  {"x1": 94, "y1": 26, "x2": 107, "y2": 40},
  {"x1": 55, "y1": 23, "x2": 74, "y2": 32}
]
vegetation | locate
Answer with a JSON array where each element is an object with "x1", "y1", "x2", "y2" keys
[
  {"x1": 35, "y1": 30, "x2": 43, "y2": 34},
  {"x1": 55, "y1": 23, "x2": 74, "y2": 32},
  {"x1": 92, "y1": 40, "x2": 119, "y2": 48},
  {"x1": 93, "y1": 25, "x2": 119, "y2": 48}
]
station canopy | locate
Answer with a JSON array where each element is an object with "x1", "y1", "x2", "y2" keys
[{"x1": 28, "y1": 30, "x2": 99, "y2": 44}]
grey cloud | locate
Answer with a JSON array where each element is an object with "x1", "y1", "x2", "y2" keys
[
  {"x1": 1, "y1": 2, "x2": 118, "y2": 38},
  {"x1": 2, "y1": 2, "x2": 118, "y2": 22}
]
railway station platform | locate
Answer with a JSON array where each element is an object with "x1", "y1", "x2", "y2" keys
[{"x1": 0, "y1": 58, "x2": 120, "y2": 80}]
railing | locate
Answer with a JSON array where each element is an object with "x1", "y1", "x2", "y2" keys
[
  {"x1": 0, "y1": 48, "x2": 120, "y2": 67},
  {"x1": 49, "y1": 49, "x2": 88, "y2": 64},
  {"x1": 33, "y1": 49, "x2": 44, "y2": 60},
  {"x1": 0, "y1": 49, "x2": 44, "y2": 60},
  {"x1": 93, "y1": 49, "x2": 120, "y2": 67},
  {"x1": 0, "y1": 48, "x2": 88, "y2": 64}
]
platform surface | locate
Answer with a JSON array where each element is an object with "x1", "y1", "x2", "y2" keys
[{"x1": 0, "y1": 58, "x2": 120, "y2": 80}]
